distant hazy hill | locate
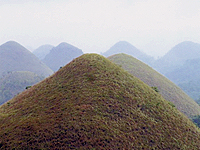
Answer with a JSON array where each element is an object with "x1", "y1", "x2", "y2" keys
[
  {"x1": 153, "y1": 41, "x2": 200, "y2": 101},
  {"x1": 33, "y1": 44, "x2": 54, "y2": 60},
  {"x1": 42, "y1": 42, "x2": 83, "y2": 71},
  {"x1": 166, "y1": 58, "x2": 200, "y2": 100},
  {"x1": 102, "y1": 41, "x2": 154, "y2": 65},
  {"x1": 0, "y1": 54, "x2": 200, "y2": 149},
  {"x1": 0, "y1": 41, "x2": 53, "y2": 77},
  {"x1": 166, "y1": 58, "x2": 200, "y2": 84},
  {"x1": 0, "y1": 71, "x2": 43, "y2": 105},
  {"x1": 154, "y1": 41, "x2": 200, "y2": 74},
  {"x1": 109, "y1": 53, "x2": 200, "y2": 118}
]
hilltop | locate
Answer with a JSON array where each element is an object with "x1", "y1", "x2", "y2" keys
[
  {"x1": 33, "y1": 44, "x2": 54, "y2": 60},
  {"x1": 102, "y1": 41, "x2": 154, "y2": 65},
  {"x1": 0, "y1": 41, "x2": 53, "y2": 77},
  {"x1": 0, "y1": 71, "x2": 43, "y2": 105},
  {"x1": 154, "y1": 41, "x2": 200, "y2": 74},
  {"x1": 42, "y1": 42, "x2": 83, "y2": 71},
  {"x1": 0, "y1": 54, "x2": 200, "y2": 149}
]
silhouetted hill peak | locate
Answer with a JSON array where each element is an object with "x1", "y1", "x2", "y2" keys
[
  {"x1": 33, "y1": 44, "x2": 54, "y2": 60},
  {"x1": 0, "y1": 41, "x2": 53, "y2": 77},
  {"x1": 103, "y1": 41, "x2": 154, "y2": 65},
  {"x1": 154, "y1": 41, "x2": 200, "y2": 74},
  {"x1": 42, "y1": 42, "x2": 83, "y2": 71}
]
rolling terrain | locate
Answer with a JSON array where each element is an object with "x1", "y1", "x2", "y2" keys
[
  {"x1": 109, "y1": 53, "x2": 200, "y2": 118},
  {"x1": 0, "y1": 54, "x2": 200, "y2": 149},
  {"x1": 0, "y1": 41, "x2": 53, "y2": 77},
  {"x1": 42, "y1": 42, "x2": 83, "y2": 71}
]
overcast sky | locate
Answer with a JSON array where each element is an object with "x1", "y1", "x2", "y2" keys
[{"x1": 0, "y1": 0, "x2": 200, "y2": 58}]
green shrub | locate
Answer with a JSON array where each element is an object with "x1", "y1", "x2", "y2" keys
[
  {"x1": 168, "y1": 101, "x2": 175, "y2": 107},
  {"x1": 25, "y1": 86, "x2": 32, "y2": 89},
  {"x1": 151, "y1": 87, "x2": 159, "y2": 93}
]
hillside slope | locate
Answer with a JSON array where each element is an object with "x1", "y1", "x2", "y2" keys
[
  {"x1": 102, "y1": 41, "x2": 154, "y2": 65},
  {"x1": 42, "y1": 42, "x2": 83, "y2": 71},
  {"x1": 108, "y1": 53, "x2": 200, "y2": 118},
  {"x1": 0, "y1": 54, "x2": 200, "y2": 149},
  {"x1": 0, "y1": 71, "x2": 43, "y2": 105},
  {"x1": 0, "y1": 41, "x2": 53, "y2": 77}
]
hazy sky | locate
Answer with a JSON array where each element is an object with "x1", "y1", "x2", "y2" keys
[{"x1": 1, "y1": 0, "x2": 200, "y2": 58}]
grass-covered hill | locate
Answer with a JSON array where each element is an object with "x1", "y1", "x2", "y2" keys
[
  {"x1": 108, "y1": 53, "x2": 200, "y2": 118},
  {"x1": 0, "y1": 41, "x2": 53, "y2": 77},
  {"x1": 0, "y1": 71, "x2": 44, "y2": 105},
  {"x1": 33, "y1": 44, "x2": 54, "y2": 60},
  {"x1": 0, "y1": 54, "x2": 200, "y2": 149},
  {"x1": 102, "y1": 41, "x2": 154, "y2": 65},
  {"x1": 42, "y1": 42, "x2": 83, "y2": 71}
]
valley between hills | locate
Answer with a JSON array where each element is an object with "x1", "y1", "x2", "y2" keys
[{"x1": 0, "y1": 40, "x2": 200, "y2": 149}]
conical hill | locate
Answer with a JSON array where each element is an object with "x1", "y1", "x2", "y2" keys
[
  {"x1": 0, "y1": 54, "x2": 200, "y2": 149},
  {"x1": 154, "y1": 41, "x2": 200, "y2": 74},
  {"x1": 0, "y1": 41, "x2": 53, "y2": 77},
  {"x1": 103, "y1": 41, "x2": 154, "y2": 65},
  {"x1": 42, "y1": 42, "x2": 83, "y2": 71},
  {"x1": 108, "y1": 53, "x2": 200, "y2": 118},
  {"x1": 33, "y1": 44, "x2": 54, "y2": 60}
]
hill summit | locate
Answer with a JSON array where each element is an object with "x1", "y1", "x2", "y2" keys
[
  {"x1": 0, "y1": 54, "x2": 200, "y2": 149},
  {"x1": 42, "y1": 42, "x2": 83, "y2": 71},
  {"x1": 0, "y1": 41, "x2": 53, "y2": 77},
  {"x1": 103, "y1": 41, "x2": 154, "y2": 65},
  {"x1": 154, "y1": 41, "x2": 200, "y2": 74}
]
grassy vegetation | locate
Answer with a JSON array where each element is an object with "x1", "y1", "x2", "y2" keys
[
  {"x1": 0, "y1": 71, "x2": 44, "y2": 105},
  {"x1": 0, "y1": 54, "x2": 200, "y2": 149},
  {"x1": 109, "y1": 53, "x2": 200, "y2": 118}
]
